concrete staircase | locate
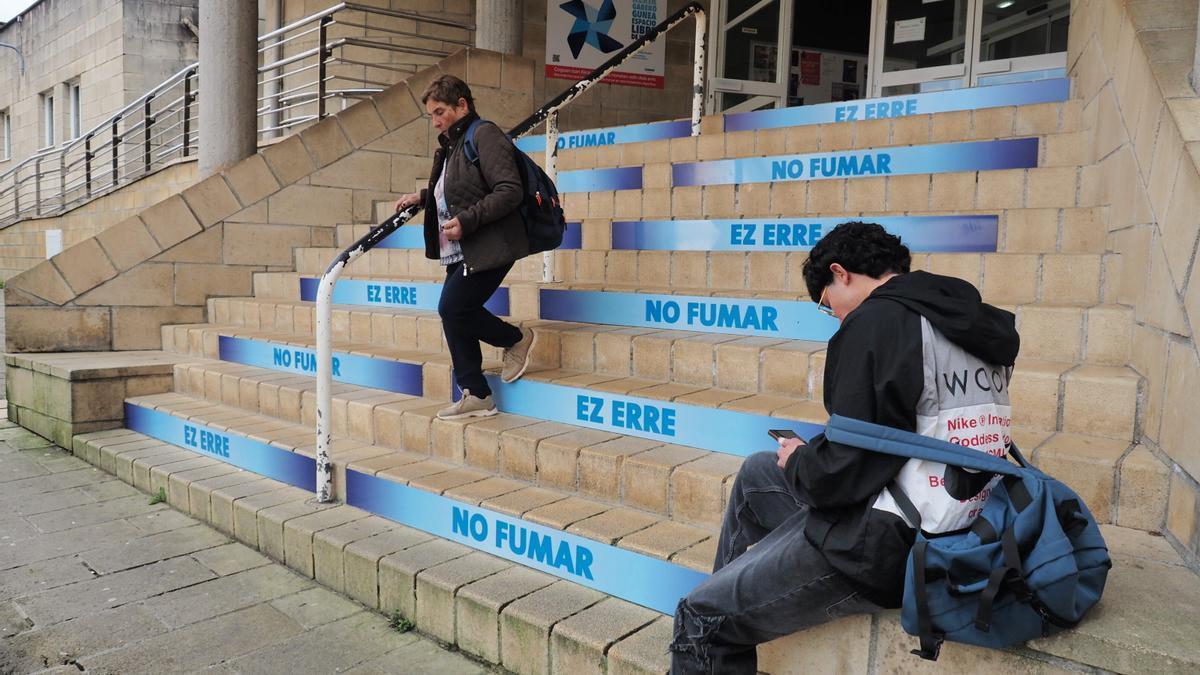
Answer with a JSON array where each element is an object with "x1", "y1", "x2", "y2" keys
[
  {"x1": 7, "y1": 24, "x2": 1200, "y2": 674},
  {"x1": 61, "y1": 83, "x2": 1200, "y2": 673}
]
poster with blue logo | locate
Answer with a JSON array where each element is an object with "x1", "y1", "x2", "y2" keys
[{"x1": 545, "y1": 0, "x2": 666, "y2": 88}]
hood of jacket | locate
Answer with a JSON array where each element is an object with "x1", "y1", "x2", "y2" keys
[{"x1": 866, "y1": 270, "x2": 1020, "y2": 366}]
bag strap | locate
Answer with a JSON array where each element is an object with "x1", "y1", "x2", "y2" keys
[
  {"x1": 462, "y1": 118, "x2": 486, "y2": 166},
  {"x1": 826, "y1": 415, "x2": 1025, "y2": 477},
  {"x1": 909, "y1": 539, "x2": 944, "y2": 661}
]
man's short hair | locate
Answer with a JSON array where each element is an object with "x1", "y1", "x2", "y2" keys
[
  {"x1": 801, "y1": 221, "x2": 912, "y2": 301},
  {"x1": 421, "y1": 74, "x2": 475, "y2": 111}
]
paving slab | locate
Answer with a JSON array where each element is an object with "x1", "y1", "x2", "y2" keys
[{"x1": 14, "y1": 555, "x2": 217, "y2": 626}]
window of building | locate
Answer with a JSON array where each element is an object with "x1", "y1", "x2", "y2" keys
[
  {"x1": 41, "y1": 91, "x2": 55, "y2": 148},
  {"x1": 0, "y1": 110, "x2": 10, "y2": 161},
  {"x1": 68, "y1": 81, "x2": 82, "y2": 139}
]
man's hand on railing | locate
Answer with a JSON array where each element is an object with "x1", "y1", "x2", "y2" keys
[{"x1": 395, "y1": 192, "x2": 422, "y2": 211}]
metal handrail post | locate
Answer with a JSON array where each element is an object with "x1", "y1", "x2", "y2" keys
[
  {"x1": 691, "y1": 9, "x2": 706, "y2": 136},
  {"x1": 541, "y1": 111, "x2": 559, "y2": 282},
  {"x1": 84, "y1": 135, "x2": 93, "y2": 198},
  {"x1": 34, "y1": 158, "x2": 42, "y2": 217},
  {"x1": 315, "y1": 206, "x2": 419, "y2": 501},
  {"x1": 59, "y1": 152, "x2": 66, "y2": 211},
  {"x1": 317, "y1": 16, "x2": 332, "y2": 119},
  {"x1": 111, "y1": 119, "x2": 121, "y2": 187},
  {"x1": 182, "y1": 70, "x2": 194, "y2": 157},
  {"x1": 143, "y1": 94, "x2": 155, "y2": 175}
]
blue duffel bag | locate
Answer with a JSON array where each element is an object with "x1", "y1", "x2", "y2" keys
[{"x1": 825, "y1": 415, "x2": 1112, "y2": 660}]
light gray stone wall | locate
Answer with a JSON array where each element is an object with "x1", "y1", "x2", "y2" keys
[{"x1": 0, "y1": 0, "x2": 197, "y2": 172}]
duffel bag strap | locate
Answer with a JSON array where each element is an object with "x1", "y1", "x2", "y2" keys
[
  {"x1": 889, "y1": 485, "x2": 944, "y2": 660},
  {"x1": 909, "y1": 539, "x2": 944, "y2": 661},
  {"x1": 974, "y1": 527, "x2": 1031, "y2": 632},
  {"x1": 826, "y1": 415, "x2": 1024, "y2": 477}
]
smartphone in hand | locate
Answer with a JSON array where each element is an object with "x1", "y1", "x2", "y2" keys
[{"x1": 768, "y1": 429, "x2": 806, "y2": 443}]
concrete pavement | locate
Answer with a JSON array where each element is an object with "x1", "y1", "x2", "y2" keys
[{"x1": 0, "y1": 417, "x2": 495, "y2": 674}]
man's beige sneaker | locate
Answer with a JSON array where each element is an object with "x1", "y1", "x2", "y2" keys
[
  {"x1": 437, "y1": 389, "x2": 498, "y2": 420},
  {"x1": 501, "y1": 327, "x2": 536, "y2": 383}
]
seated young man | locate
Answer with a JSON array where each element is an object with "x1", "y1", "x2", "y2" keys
[{"x1": 668, "y1": 222, "x2": 1020, "y2": 674}]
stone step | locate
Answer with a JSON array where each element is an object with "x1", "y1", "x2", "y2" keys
[
  {"x1": 355, "y1": 205, "x2": 1109, "y2": 256},
  {"x1": 66, "y1": 413, "x2": 1198, "y2": 674},
  {"x1": 115, "y1": 391, "x2": 724, "y2": 568},
  {"x1": 556, "y1": 166, "x2": 1088, "y2": 221},
  {"x1": 196, "y1": 297, "x2": 1137, "y2": 438},
  {"x1": 245, "y1": 265, "x2": 1133, "y2": 368},
  {"x1": 199, "y1": 294, "x2": 1141, "y2": 440},
  {"x1": 539, "y1": 99, "x2": 1085, "y2": 173},
  {"x1": 287, "y1": 245, "x2": 1119, "y2": 310},
  {"x1": 158, "y1": 327, "x2": 1160, "y2": 531}
]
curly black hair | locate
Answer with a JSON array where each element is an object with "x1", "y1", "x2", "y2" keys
[{"x1": 801, "y1": 221, "x2": 911, "y2": 301}]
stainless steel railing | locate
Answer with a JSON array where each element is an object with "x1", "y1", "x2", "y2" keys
[{"x1": 0, "y1": 2, "x2": 472, "y2": 228}]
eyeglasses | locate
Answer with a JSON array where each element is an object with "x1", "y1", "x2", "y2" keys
[{"x1": 817, "y1": 287, "x2": 834, "y2": 316}]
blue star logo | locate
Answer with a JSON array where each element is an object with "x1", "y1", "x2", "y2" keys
[{"x1": 560, "y1": 0, "x2": 624, "y2": 59}]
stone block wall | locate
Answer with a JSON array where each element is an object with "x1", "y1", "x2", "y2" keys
[
  {"x1": 269, "y1": 0, "x2": 475, "y2": 130},
  {"x1": 2, "y1": 49, "x2": 535, "y2": 356},
  {"x1": 1068, "y1": 0, "x2": 1200, "y2": 565},
  {"x1": 0, "y1": 160, "x2": 199, "y2": 280},
  {"x1": 0, "y1": 0, "x2": 198, "y2": 173}
]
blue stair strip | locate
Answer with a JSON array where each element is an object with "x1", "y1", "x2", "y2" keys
[
  {"x1": 486, "y1": 375, "x2": 824, "y2": 457},
  {"x1": 610, "y1": 215, "x2": 998, "y2": 252},
  {"x1": 126, "y1": 402, "x2": 316, "y2": 490},
  {"x1": 299, "y1": 278, "x2": 510, "y2": 315},
  {"x1": 540, "y1": 289, "x2": 839, "y2": 341},
  {"x1": 514, "y1": 119, "x2": 692, "y2": 153},
  {"x1": 218, "y1": 336, "x2": 425, "y2": 396},
  {"x1": 673, "y1": 138, "x2": 1040, "y2": 187},
  {"x1": 347, "y1": 469, "x2": 707, "y2": 614},
  {"x1": 724, "y1": 78, "x2": 1070, "y2": 131}
]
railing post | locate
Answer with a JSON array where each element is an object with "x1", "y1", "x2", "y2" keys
[
  {"x1": 692, "y1": 9, "x2": 706, "y2": 136},
  {"x1": 59, "y1": 151, "x2": 66, "y2": 212},
  {"x1": 143, "y1": 94, "x2": 155, "y2": 174},
  {"x1": 315, "y1": 264, "x2": 338, "y2": 503},
  {"x1": 34, "y1": 157, "x2": 42, "y2": 217},
  {"x1": 317, "y1": 15, "x2": 332, "y2": 119},
  {"x1": 542, "y1": 111, "x2": 559, "y2": 282},
  {"x1": 84, "y1": 135, "x2": 93, "y2": 198},
  {"x1": 112, "y1": 119, "x2": 120, "y2": 187},
  {"x1": 182, "y1": 69, "x2": 194, "y2": 157}
]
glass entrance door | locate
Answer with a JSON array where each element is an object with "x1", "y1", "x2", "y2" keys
[
  {"x1": 869, "y1": 0, "x2": 1069, "y2": 97},
  {"x1": 709, "y1": 0, "x2": 794, "y2": 113},
  {"x1": 871, "y1": 0, "x2": 971, "y2": 96},
  {"x1": 971, "y1": 0, "x2": 1070, "y2": 86}
]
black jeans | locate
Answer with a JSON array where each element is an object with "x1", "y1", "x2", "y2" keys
[
  {"x1": 439, "y1": 261, "x2": 522, "y2": 398},
  {"x1": 669, "y1": 452, "x2": 880, "y2": 674}
]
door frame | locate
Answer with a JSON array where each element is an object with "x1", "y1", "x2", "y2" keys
[{"x1": 706, "y1": 0, "x2": 794, "y2": 114}]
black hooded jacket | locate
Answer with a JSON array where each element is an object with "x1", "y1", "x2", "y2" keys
[{"x1": 784, "y1": 270, "x2": 1020, "y2": 607}]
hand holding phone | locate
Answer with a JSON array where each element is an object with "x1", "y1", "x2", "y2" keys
[
  {"x1": 770, "y1": 429, "x2": 806, "y2": 469},
  {"x1": 768, "y1": 429, "x2": 806, "y2": 443}
]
